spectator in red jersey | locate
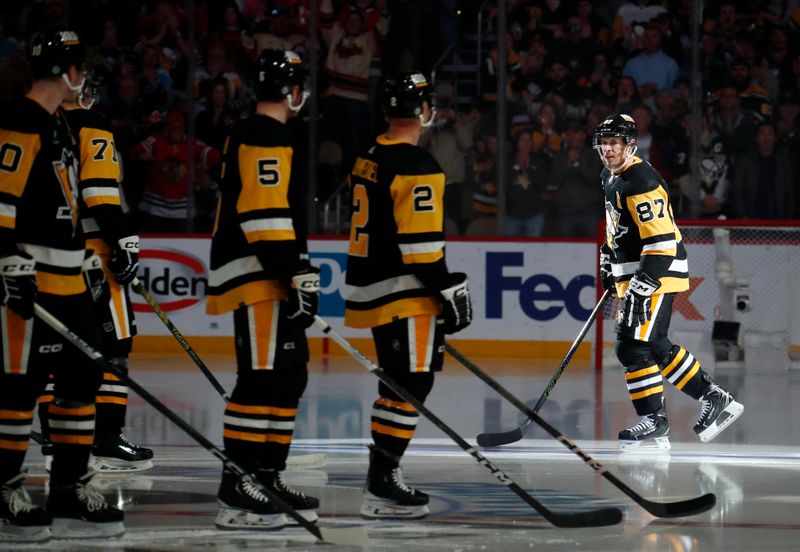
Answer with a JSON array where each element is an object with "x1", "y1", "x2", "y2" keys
[{"x1": 132, "y1": 110, "x2": 221, "y2": 232}]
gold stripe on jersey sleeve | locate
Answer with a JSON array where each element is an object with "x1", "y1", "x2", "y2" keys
[
  {"x1": 344, "y1": 296, "x2": 440, "y2": 329},
  {"x1": 0, "y1": 130, "x2": 41, "y2": 198},
  {"x1": 626, "y1": 187, "x2": 675, "y2": 240},
  {"x1": 78, "y1": 127, "x2": 120, "y2": 181},
  {"x1": 36, "y1": 272, "x2": 86, "y2": 295}
]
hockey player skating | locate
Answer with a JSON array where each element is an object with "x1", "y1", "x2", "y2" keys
[
  {"x1": 205, "y1": 49, "x2": 319, "y2": 529},
  {"x1": 0, "y1": 29, "x2": 124, "y2": 541},
  {"x1": 594, "y1": 113, "x2": 744, "y2": 452},
  {"x1": 344, "y1": 72, "x2": 473, "y2": 519}
]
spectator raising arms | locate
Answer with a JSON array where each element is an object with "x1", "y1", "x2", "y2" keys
[{"x1": 132, "y1": 110, "x2": 221, "y2": 232}]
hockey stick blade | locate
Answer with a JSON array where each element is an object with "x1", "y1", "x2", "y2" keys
[
  {"x1": 315, "y1": 316, "x2": 622, "y2": 528},
  {"x1": 476, "y1": 418, "x2": 532, "y2": 448},
  {"x1": 473, "y1": 291, "x2": 609, "y2": 448},
  {"x1": 632, "y1": 487, "x2": 716, "y2": 518}
]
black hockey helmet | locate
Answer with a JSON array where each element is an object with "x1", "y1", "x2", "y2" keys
[
  {"x1": 592, "y1": 113, "x2": 637, "y2": 149},
  {"x1": 254, "y1": 49, "x2": 307, "y2": 104},
  {"x1": 382, "y1": 72, "x2": 435, "y2": 119},
  {"x1": 28, "y1": 28, "x2": 86, "y2": 79}
]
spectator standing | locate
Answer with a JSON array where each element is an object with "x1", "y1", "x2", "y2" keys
[
  {"x1": 552, "y1": 119, "x2": 603, "y2": 237},
  {"x1": 622, "y1": 23, "x2": 679, "y2": 100},
  {"x1": 613, "y1": 0, "x2": 667, "y2": 52},
  {"x1": 195, "y1": 77, "x2": 236, "y2": 151},
  {"x1": 775, "y1": 88, "x2": 800, "y2": 155},
  {"x1": 531, "y1": 101, "x2": 563, "y2": 158},
  {"x1": 132, "y1": 110, "x2": 221, "y2": 232},
  {"x1": 710, "y1": 84, "x2": 759, "y2": 157},
  {"x1": 503, "y1": 131, "x2": 550, "y2": 237},
  {"x1": 613, "y1": 75, "x2": 642, "y2": 114},
  {"x1": 419, "y1": 84, "x2": 474, "y2": 234},
  {"x1": 471, "y1": 133, "x2": 500, "y2": 218},
  {"x1": 319, "y1": 0, "x2": 388, "y2": 171},
  {"x1": 732, "y1": 121, "x2": 795, "y2": 219}
]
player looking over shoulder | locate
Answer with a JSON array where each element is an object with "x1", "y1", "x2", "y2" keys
[
  {"x1": 344, "y1": 72, "x2": 473, "y2": 519},
  {"x1": 594, "y1": 113, "x2": 744, "y2": 452},
  {"x1": 0, "y1": 28, "x2": 124, "y2": 541},
  {"x1": 206, "y1": 49, "x2": 319, "y2": 530}
]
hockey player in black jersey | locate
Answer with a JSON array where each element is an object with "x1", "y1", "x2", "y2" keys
[
  {"x1": 206, "y1": 49, "x2": 319, "y2": 529},
  {"x1": 344, "y1": 73, "x2": 473, "y2": 519},
  {"x1": 594, "y1": 114, "x2": 743, "y2": 451},
  {"x1": 0, "y1": 29, "x2": 123, "y2": 541}
]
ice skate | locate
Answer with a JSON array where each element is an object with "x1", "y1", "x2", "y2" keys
[
  {"x1": 258, "y1": 469, "x2": 319, "y2": 523},
  {"x1": 0, "y1": 472, "x2": 51, "y2": 543},
  {"x1": 91, "y1": 433, "x2": 154, "y2": 473},
  {"x1": 694, "y1": 384, "x2": 744, "y2": 442},
  {"x1": 360, "y1": 446, "x2": 429, "y2": 520},
  {"x1": 47, "y1": 472, "x2": 125, "y2": 538},
  {"x1": 215, "y1": 471, "x2": 286, "y2": 530},
  {"x1": 619, "y1": 406, "x2": 671, "y2": 452}
]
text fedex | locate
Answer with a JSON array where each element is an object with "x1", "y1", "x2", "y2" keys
[{"x1": 485, "y1": 252, "x2": 595, "y2": 320}]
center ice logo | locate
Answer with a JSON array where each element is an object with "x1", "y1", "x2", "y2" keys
[{"x1": 133, "y1": 249, "x2": 208, "y2": 313}]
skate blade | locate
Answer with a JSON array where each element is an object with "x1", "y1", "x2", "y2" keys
[
  {"x1": 286, "y1": 453, "x2": 327, "y2": 470},
  {"x1": 214, "y1": 507, "x2": 286, "y2": 530},
  {"x1": 360, "y1": 494, "x2": 430, "y2": 520},
  {"x1": 619, "y1": 436, "x2": 671, "y2": 453},
  {"x1": 697, "y1": 400, "x2": 744, "y2": 443},
  {"x1": 0, "y1": 525, "x2": 51, "y2": 543},
  {"x1": 286, "y1": 509, "x2": 319, "y2": 525},
  {"x1": 50, "y1": 518, "x2": 125, "y2": 539},
  {"x1": 90, "y1": 456, "x2": 154, "y2": 473}
]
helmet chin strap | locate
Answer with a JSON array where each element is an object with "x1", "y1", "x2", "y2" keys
[
  {"x1": 288, "y1": 90, "x2": 309, "y2": 113},
  {"x1": 420, "y1": 106, "x2": 436, "y2": 129},
  {"x1": 62, "y1": 73, "x2": 85, "y2": 93}
]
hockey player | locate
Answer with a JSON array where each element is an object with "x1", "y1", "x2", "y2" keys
[
  {"x1": 37, "y1": 76, "x2": 153, "y2": 473},
  {"x1": 344, "y1": 72, "x2": 473, "y2": 519},
  {"x1": 0, "y1": 29, "x2": 123, "y2": 541},
  {"x1": 594, "y1": 113, "x2": 744, "y2": 451},
  {"x1": 206, "y1": 49, "x2": 319, "y2": 529}
]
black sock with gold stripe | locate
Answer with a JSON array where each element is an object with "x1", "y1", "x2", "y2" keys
[
  {"x1": 659, "y1": 345, "x2": 709, "y2": 400},
  {"x1": 95, "y1": 369, "x2": 128, "y2": 442},
  {"x1": 223, "y1": 401, "x2": 267, "y2": 473},
  {"x1": 625, "y1": 364, "x2": 665, "y2": 415},
  {"x1": 371, "y1": 397, "x2": 420, "y2": 459},
  {"x1": 0, "y1": 408, "x2": 32, "y2": 482},
  {"x1": 48, "y1": 400, "x2": 95, "y2": 484},
  {"x1": 259, "y1": 403, "x2": 298, "y2": 471}
]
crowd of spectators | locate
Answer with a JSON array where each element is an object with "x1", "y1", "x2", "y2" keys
[{"x1": 0, "y1": 0, "x2": 797, "y2": 237}]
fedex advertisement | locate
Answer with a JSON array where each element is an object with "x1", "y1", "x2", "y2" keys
[{"x1": 133, "y1": 237, "x2": 599, "y2": 341}]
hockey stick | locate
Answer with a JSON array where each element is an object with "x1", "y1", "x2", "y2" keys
[
  {"x1": 132, "y1": 277, "x2": 229, "y2": 400},
  {"x1": 475, "y1": 290, "x2": 610, "y2": 447},
  {"x1": 446, "y1": 344, "x2": 716, "y2": 518},
  {"x1": 313, "y1": 315, "x2": 622, "y2": 528},
  {"x1": 131, "y1": 277, "x2": 326, "y2": 470},
  {"x1": 33, "y1": 304, "x2": 362, "y2": 545}
]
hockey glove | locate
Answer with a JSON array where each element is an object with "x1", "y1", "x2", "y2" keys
[
  {"x1": 0, "y1": 252, "x2": 37, "y2": 320},
  {"x1": 439, "y1": 272, "x2": 473, "y2": 334},
  {"x1": 286, "y1": 266, "x2": 320, "y2": 329},
  {"x1": 599, "y1": 246, "x2": 615, "y2": 296},
  {"x1": 619, "y1": 270, "x2": 661, "y2": 327},
  {"x1": 82, "y1": 251, "x2": 109, "y2": 305},
  {"x1": 109, "y1": 236, "x2": 140, "y2": 285}
]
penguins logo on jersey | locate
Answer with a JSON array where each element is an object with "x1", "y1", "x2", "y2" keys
[
  {"x1": 51, "y1": 148, "x2": 79, "y2": 230},
  {"x1": 604, "y1": 200, "x2": 627, "y2": 250}
]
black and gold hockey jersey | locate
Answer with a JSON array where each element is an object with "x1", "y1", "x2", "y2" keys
[
  {"x1": 63, "y1": 107, "x2": 131, "y2": 257},
  {"x1": 602, "y1": 157, "x2": 689, "y2": 296},
  {"x1": 206, "y1": 114, "x2": 307, "y2": 315},
  {"x1": 0, "y1": 97, "x2": 86, "y2": 296},
  {"x1": 344, "y1": 135, "x2": 448, "y2": 329}
]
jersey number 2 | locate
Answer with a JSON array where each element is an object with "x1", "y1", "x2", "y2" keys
[{"x1": 350, "y1": 183, "x2": 369, "y2": 257}]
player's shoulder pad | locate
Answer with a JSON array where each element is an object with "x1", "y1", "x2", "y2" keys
[
  {"x1": 0, "y1": 98, "x2": 52, "y2": 135},
  {"x1": 64, "y1": 107, "x2": 112, "y2": 134},
  {"x1": 620, "y1": 158, "x2": 661, "y2": 195},
  {"x1": 236, "y1": 114, "x2": 292, "y2": 148}
]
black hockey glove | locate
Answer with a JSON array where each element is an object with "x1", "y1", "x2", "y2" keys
[
  {"x1": 286, "y1": 266, "x2": 320, "y2": 329},
  {"x1": 0, "y1": 252, "x2": 37, "y2": 320},
  {"x1": 619, "y1": 270, "x2": 661, "y2": 327},
  {"x1": 82, "y1": 251, "x2": 109, "y2": 305},
  {"x1": 439, "y1": 272, "x2": 473, "y2": 334},
  {"x1": 108, "y1": 236, "x2": 140, "y2": 285},
  {"x1": 599, "y1": 246, "x2": 615, "y2": 296}
]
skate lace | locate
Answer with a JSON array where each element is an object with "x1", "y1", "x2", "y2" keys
[
  {"x1": 698, "y1": 385, "x2": 724, "y2": 421},
  {"x1": 1, "y1": 485, "x2": 36, "y2": 515},
  {"x1": 276, "y1": 474, "x2": 305, "y2": 498},
  {"x1": 629, "y1": 415, "x2": 656, "y2": 433},
  {"x1": 390, "y1": 468, "x2": 413, "y2": 494},
  {"x1": 242, "y1": 479, "x2": 270, "y2": 503},
  {"x1": 76, "y1": 482, "x2": 109, "y2": 513}
]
